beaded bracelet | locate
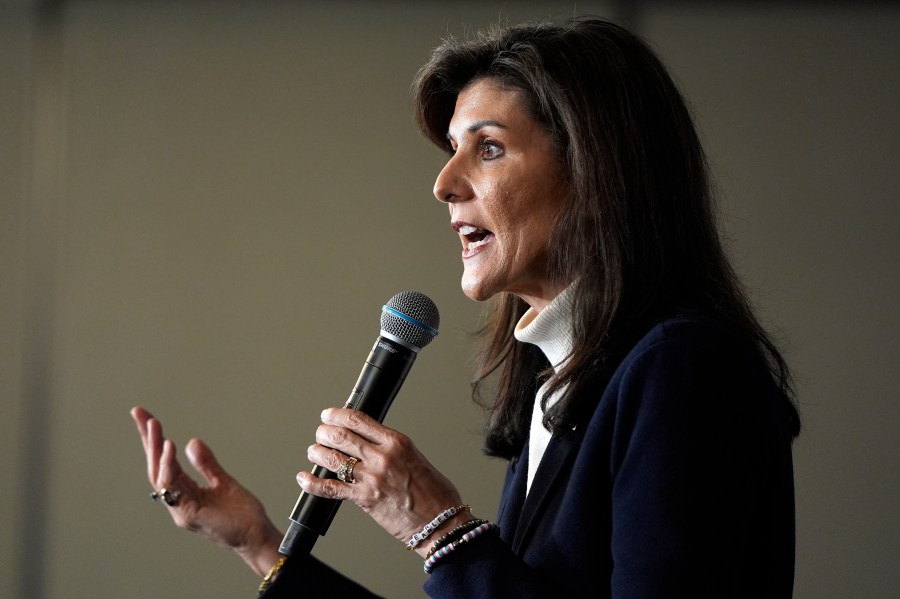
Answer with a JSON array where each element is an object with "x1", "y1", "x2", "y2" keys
[
  {"x1": 423, "y1": 521, "x2": 498, "y2": 574},
  {"x1": 405, "y1": 504, "x2": 471, "y2": 550},
  {"x1": 425, "y1": 518, "x2": 488, "y2": 559}
]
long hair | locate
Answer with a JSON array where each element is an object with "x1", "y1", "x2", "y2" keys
[{"x1": 412, "y1": 19, "x2": 800, "y2": 459}]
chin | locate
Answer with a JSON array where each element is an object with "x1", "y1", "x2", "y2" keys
[{"x1": 460, "y1": 276, "x2": 495, "y2": 303}]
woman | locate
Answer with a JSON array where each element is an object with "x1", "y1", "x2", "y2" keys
[{"x1": 132, "y1": 18, "x2": 799, "y2": 598}]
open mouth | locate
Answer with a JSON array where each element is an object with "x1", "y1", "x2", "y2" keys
[{"x1": 459, "y1": 224, "x2": 494, "y2": 253}]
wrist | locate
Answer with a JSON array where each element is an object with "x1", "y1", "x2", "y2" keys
[
  {"x1": 236, "y1": 521, "x2": 284, "y2": 577},
  {"x1": 413, "y1": 512, "x2": 474, "y2": 559}
]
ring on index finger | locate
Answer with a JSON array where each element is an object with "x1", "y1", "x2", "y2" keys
[{"x1": 336, "y1": 457, "x2": 359, "y2": 484}]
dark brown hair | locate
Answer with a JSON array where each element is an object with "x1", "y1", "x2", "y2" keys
[{"x1": 413, "y1": 18, "x2": 799, "y2": 459}]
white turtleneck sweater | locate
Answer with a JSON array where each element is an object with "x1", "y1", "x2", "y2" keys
[{"x1": 513, "y1": 286, "x2": 575, "y2": 495}]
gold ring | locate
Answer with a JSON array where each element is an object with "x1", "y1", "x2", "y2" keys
[{"x1": 336, "y1": 457, "x2": 359, "y2": 483}]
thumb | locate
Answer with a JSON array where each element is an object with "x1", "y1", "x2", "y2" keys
[{"x1": 185, "y1": 438, "x2": 231, "y2": 487}]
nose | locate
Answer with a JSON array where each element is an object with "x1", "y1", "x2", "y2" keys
[{"x1": 432, "y1": 153, "x2": 468, "y2": 204}]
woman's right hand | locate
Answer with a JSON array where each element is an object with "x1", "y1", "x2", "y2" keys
[{"x1": 130, "y1": 406, "x2": 283, "y2": 576}]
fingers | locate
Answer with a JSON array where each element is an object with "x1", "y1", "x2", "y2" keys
[
  {"x1": 131, "y1": 408, "x2": 208, "y2": 512},
  {"x1": 131, "y1": 406, "x2": 153, "y2": 454},
  {"x1": 131, "y1": 406, "x2": 176, "y2": 487},
  {"x1": 185, "y1": 438, "x2": 228, "y2": 487},
  {"x1": 132, "y1": 407, "x2": 194, "y2": 491},
  {"x1": 314, "y1": 423, "x2": 365, "y2": 461},
  {"x1": 298, "y1": 411, "x2": 467, "y2": 545},
  {"x1": 297, "y1": 470, "x2": 354, "y2": 501},
  {"x1": 145, "y1": 416, "x2": 165, "y2": 484},
  {"x1": 303, "y1": 410, "x2": 374, "y2": 501},
  {"x1": 306, "y1": 443, "x2": 360, "y2": 478},
  {"x1": 314, "y1": 408, "x2": 397, "y2": 464},
  {"x1": 303, "y1": 408, "x2": 409, "y2": 505},
  {"x1": 131, "y1": 406, "x2": 149, "y2": 437},
  {"x1": 158, "y1": 437, "x2": 185, "y2": 488},
  {"x1": 308, "y1": 407, "x2": 412, "y2": 487},
  {"x1": 320, "y1": 408, "x2": 386, "y2": 443}
]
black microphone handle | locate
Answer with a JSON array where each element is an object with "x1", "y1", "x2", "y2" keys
[{"x1": 278, "y1": 335, "x2": 417, "y2": 557}]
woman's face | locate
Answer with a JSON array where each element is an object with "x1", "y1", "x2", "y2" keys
[{"x1": 433, "y1": 78, "x2": 569, "y2": 312}]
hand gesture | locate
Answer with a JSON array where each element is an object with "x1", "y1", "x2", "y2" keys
[{"x1": 130, "y1": 406, "x2": 282, "y2": 576}]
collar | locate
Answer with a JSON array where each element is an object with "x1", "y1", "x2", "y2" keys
[{"x1": 513, "y1": 284, "x2": 576, "y2": 372}]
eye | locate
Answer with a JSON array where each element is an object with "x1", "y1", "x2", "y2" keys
[{"x1": 478, "y1": 139, "x2": 503, "y2": 161}]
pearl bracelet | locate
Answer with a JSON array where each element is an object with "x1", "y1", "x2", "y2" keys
[{"x1": 405, "y1": 504, "x2": 471, "y2": 550}]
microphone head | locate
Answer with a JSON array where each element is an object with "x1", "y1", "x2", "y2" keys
[{"x1": 381, "y1": 291, "x2": 440, "y2": 350}]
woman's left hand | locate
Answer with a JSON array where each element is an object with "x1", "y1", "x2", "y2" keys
[{"x1": 298, "y1": 408, "x2": 471, "y2": 558}]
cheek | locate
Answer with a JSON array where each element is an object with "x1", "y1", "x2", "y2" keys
[
  {"x1": 471, "y1": 173, "x2": 502, "y2": 202},
  {"x1": 484, "y1": 176, "x2": 521, "y2": 234},
  {"x1": 506, "y1": 188, "x2": 553, "y2": 246}
]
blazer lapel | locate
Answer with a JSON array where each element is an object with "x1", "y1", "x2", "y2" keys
[
  {"x1": 496, "y1": 445, "x2": 528, "y2": 545},
  {"x1": 511, "y1": 426, "x2": 584, "y2": 553}
]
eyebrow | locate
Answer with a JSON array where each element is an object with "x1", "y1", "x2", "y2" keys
[{"x1": 446, "y1": 119, "x2": 507, "y2": 142}]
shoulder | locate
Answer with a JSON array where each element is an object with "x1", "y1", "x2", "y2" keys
[
  {"x1": 593, "y1": 314, "x2": 784, "y2": 434},
  {"x1": 571, "y1": 314, "x2": 772, "y2": 426},
  {"x1": 565, "y1": 313, "x2": 792, "y2": 465},
  {"x1": 617, "y1": 314, "x2": 769, "y2": 385},
  {"x1": 629, "y1": 313, "x2": 751, "y2": 357},
  {"x1": 593, "y1": 313, "x2": 789, "y2": 450}
]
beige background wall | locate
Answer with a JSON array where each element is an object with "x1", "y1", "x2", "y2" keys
[{"x1": 1, "y1": 1, "x2": 898, "y2": 597}]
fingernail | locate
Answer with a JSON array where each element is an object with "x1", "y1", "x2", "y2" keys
[
  {"x1": 320, "y1": 408, "x2": 331, "y2": 421},
  {"x1": 296, "y1": 473, "x2": 307, "y2": 488}
]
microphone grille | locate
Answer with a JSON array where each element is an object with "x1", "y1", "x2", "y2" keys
[{"x1": 381, "y1": 291, "x2": 440, "y2": 350}]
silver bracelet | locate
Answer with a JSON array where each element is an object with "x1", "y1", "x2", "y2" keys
[{"x1": 405, "y1": 504, "x2": 471, "y2": 550}]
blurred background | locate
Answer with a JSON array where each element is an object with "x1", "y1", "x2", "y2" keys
[{"x1": 1, "y1": 1, "x2": 898, "y2": 597}]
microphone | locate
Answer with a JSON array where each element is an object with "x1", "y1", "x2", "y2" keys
[{"x1": 278, "y1": 291, "x2": 440, "y2": 557}]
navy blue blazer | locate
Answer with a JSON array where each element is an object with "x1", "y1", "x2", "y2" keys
[{"x1": 262, "y1": 315, "x2": 796, "y2": 598}]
